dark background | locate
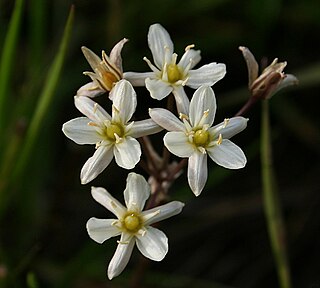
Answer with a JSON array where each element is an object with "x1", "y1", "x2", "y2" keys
[{"x1": 1, "y1": 0, "x2": 320, "y2": 287}]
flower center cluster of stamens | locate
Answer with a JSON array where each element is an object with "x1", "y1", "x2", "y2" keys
[
  {"x1": 100, "y1": 71, "x2": 119, "y2": 91},
  {"x1": 104, "y1": 123, "x2": 124, "y2": 141},
  {"x1": 123, "y1": 212, "x2": 142, "y2": 233},
  {"x1": 166, "y1": 64, "x2": 181, "y2": 83},
  {"x1": 193, "y1": 129, "x2": 210, "y2": 147}
]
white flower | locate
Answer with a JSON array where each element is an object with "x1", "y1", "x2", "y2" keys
[
  {"x1": 77, "y1": 38, "x2": 128, "y2": 98},
  {"x1": 149, "y1": 85, "x2": 248, "y2": 196},
  {"x1": 62, "y1": 80, "x2": 162, "y2": 184},
  {"x1": 86, "y1": 172, "x2": 184, "y2": 279},
  {"x1": 124, "y1": 23, "x2": 226, "y2": 114}
]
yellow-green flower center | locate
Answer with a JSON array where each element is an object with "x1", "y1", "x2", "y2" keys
[
  {"x1": 105, "y1": 123, "x2": 124, "y2": 141},
  {"x1": 193, "y1": 129, "x2": 210, "y2": 147},
  {"x1": 167, "y1": 64, "x2": 182, "y2": 83},
  {"x1": 123, "y1": 212, "x2": 142, "y2": 233}
]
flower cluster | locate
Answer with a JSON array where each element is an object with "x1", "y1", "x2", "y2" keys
[{"x1": 62, "y1": 23, "x2": 248, "y2": 279}]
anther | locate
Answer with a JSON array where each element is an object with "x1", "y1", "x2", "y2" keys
[
  {"x1": 117, "y1": 240, "x2": 129, "y2": 245},
  {"x1": 185, "y1": 44, "x2": 195, "y2": 51},
  {"x1": 93, "y1": 103, "x2": 98, "y2": 113}
]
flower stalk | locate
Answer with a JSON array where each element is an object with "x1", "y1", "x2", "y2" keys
[{"x1": 261, "y1": 100, "x2": 292, "y2": 288}]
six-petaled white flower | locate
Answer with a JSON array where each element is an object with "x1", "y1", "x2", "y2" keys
[
  {"x1": 62, "y1": 79, "x2": 162, "y2": 184},
  {"x1": 149, "y1": 85, "x2": 248, "y2": 196},
  {"x1": 124, "y1": 23, "x2": 226, "y2": 114},
  {"x1": 86, "y1": 172, "x2": 184, "y2": 279},
  {"x1": 77, "y1": 38, "x2": 128, "y2": 98}
]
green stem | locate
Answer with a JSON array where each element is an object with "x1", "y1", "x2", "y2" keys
[
  {"x1": 0, "y1": 0, "x2": 24, "y2": 138},
  {"x1": 11, "y1": 6, "x2": 74, "y2": 182},
  {"x1": 0, "y1": 6, "x2": 74, "y2": 219},
  {"x1": 261, "y1": 100, "x2": 292, "y2": 288}
]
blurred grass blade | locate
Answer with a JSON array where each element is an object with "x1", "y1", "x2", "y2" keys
[
  {"x1": 261, "y1": 100, "x2": 292, "y2": 288},
  {"x1": 12, "y1": 6, "x2": 74, "y2": 181},
  {"x1": 0, "y1": 0, "x2": 24, "y2": 136}
]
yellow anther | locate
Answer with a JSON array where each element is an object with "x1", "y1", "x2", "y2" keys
[
  {"x1": 117, "y1": 240, "x2": 130, "y2": 245},
  {"x1": 217, "y1": 134, "x2": 223, "y2": 145},
  {"x1": 88, "y1": 121, "x2": 98, "y2": 127},
  {"x1": 185, "y1": 44, "x2": 195, "y2": 51},
  {"x1": 93, "y1": 103, "x2": 98, "y2": 113},
  {"x1": 179, "y1": 113, "x2": 189, "y2": 120},
  {"x1": 223, "y1": 118, "x2": 230, "y2": 128}
]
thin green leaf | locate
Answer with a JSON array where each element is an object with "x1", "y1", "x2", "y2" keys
[
  {"x1": 11, "y1": 6, "x2": 74, "y2": 183},
  {"x1": 0, "y1": 0, "x2": 24, "y2": 136},
  {"x1": 261, "y1": 100, "x2": 292, "y2": 288}
]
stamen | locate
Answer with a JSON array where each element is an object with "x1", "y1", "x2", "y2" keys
[
  {"x1": 114, "y1": 133, "x2": 122, "y2": 144},
  {"x1": 110, "y1": 200, "x2": 118, "y2": 210},
  {"x1": 198, "y1": 147, "x2": 207, "y2": 154},
  {"x1": 102, "y1": 51, "x2": 122, "y2": 80},
  {"x1": 88, "y1": 121, "x2": 98, "y2": 127},
  {"x1": 181, "y1": 77, "x2": 189, "y2": 86},
  {"x1": 171, "y1": 53, "x2": 178, "y2": 65},
  {"x1": 111, "y1": 220, "x2": 117, "y2": 226},
  {"x1": 179, "y1": 113, "x2": 189, "y2": 120},
  {"x1": 217, "y1": 134, "x2": 223, "y2": 145},
  {"x1": 117, "y1": 240, "x2": 129, "y2": 245},
  {"x1": 223, "y1": 118, "x2": 230, "y2": 128},
  {"x1": 93, "y1": 103, "x2": 98, "y2": 113},
  {"x1": 185, "y1": 44, "x2": 195, "y2": 51},
  {"x1": 143, "y1": 57, "x2": 159, "y2": 73},
  {"x1": 138, "y1": 228, "x2": 146, "y2": 237},
  {"x1": 142, "y1": 209, "x2": 161, "y2": 223}
]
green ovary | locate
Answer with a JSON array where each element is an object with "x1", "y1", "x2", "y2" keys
[
  {"x1": 167, "y1": 64, "x2": 182, "y2": 83},
  {"x1": 105, "y1": 123, "x2": 124, "y2": 141},
  {"x1": 193, "y1": 129, "x2": 210, "y2": 147},
  {"x1": 123, "y1": 213, "x2": 142, "y2": 233}
]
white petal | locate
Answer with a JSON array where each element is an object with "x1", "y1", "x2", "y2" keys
[
  {"x1": 189, "y1": 86, "x2": 216, "y2": 127},
  {"x1": 109, "y1": 38, "x2": 128, "y2": 72},
  {"x1": 146, "y1": 78, "x2": 173, "y2": 100},
  {"x1": 114, "y1": 137, "x2": 141, "y2": 169},
  {"x1": 91, "y1": 186, "x2": 126, "y2": 218},
  {"x1": 172, "y1": 85, "x2": 190, "y2": 115},
  {"x1": 77, "y1": 82, "x2": 105, "y2": 98},
  {"x1": 124, "y1": 172, "x2": 150, "y2": 212},
  {"x1": 164, "y1": 132, "x2": 194, "y2": 157},
  {"x1": 62, "y1": 117, "x2": 101, "y2": 144},
  {"x1": 142, "y1": 201, "x2": 184, "y2": 226},
  {"x1": 148, "y1": 23, "x2": 173, "y2": 68},
  {"x1": 123, "y1": 71, "x2": 155, "y2": 86},
  {"x1": 110, "y1": 80, "x2": 137, "y2": 123},
  {"x1": 210, "y1": 117, "x2": 248, "y2": 139},
  {"x1": 178, "y1": 48, "x2": 201, "y2": 70},
  {"x1": 149, "y1": 108, "x2": 185, "y2": 132},
  {"x1": 129, "y1": 119, "x2": 163, "y2": 138},
  {"x1": 86, "y1": 218, "x2": 121, "y2": 244},
  {"x1": 108, "y1": 234, "x2": 135, "y2": 280},
  {"x1": 207, "y1": 139, "x2": 247, "y2": 169},
  {"x1": 188, "y1": 151, "x2": 208, "y2": 196},
  {"x1": 187, "y1": 63, "x2": 226, "y2": 89},
  {"x1": 136, "y1": 226, "x2": 168, "y2": 261},
  {"x1": 81, "y1": 145, "x2": 114, "y2": 184},
  {"x1": 81, "y1": 46, "x2": 102, "y2": 72},
  {"x1": 74, "y1": 96, "x2": 111, "y2": 123}
]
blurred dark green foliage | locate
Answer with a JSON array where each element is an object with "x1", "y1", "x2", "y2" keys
[{"x1": 0, "y1": 0, "x2": 319, "y2": 287}]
